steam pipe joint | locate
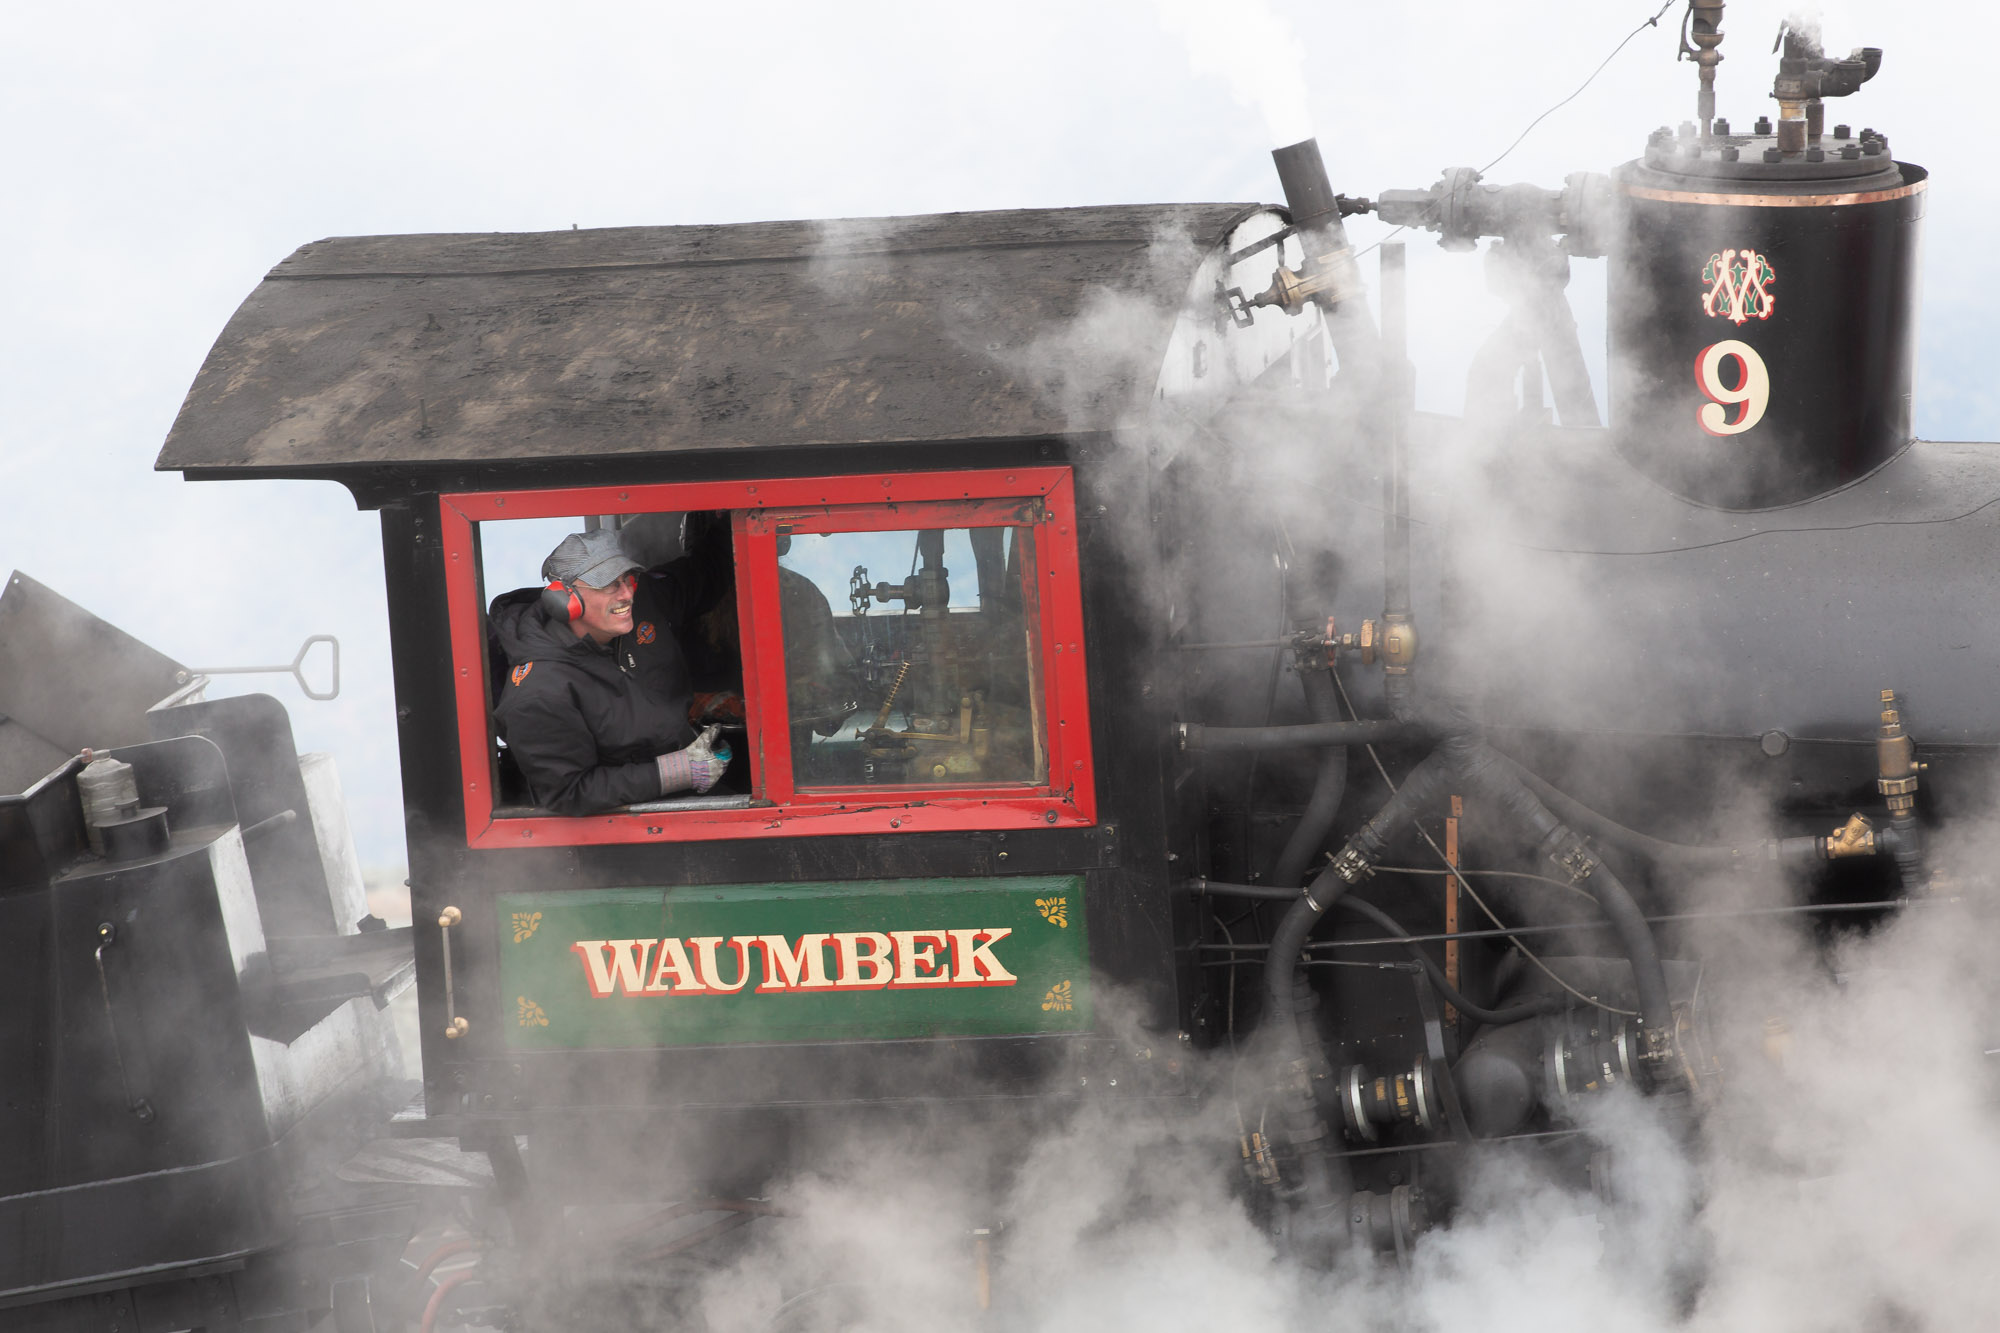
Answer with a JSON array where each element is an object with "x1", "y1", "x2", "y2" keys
[{"x1": 1337, "y1": 1059, "x2": 1442, "y2": 1141}]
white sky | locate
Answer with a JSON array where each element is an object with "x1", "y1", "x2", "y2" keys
[{"x1": 6, "y1": 0, "x2": 1996, "y2": 866}]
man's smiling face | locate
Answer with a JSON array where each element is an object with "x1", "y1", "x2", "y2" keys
[{"x1": 571, "y1": 572, "x2": 637, "y2": 645}]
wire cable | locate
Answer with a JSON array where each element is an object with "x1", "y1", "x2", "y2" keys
[
  {"x1": 1342, "y1": 0, "x2": 1679, "y2": 267},
  {"x1": 1478, "y1": 0, "x2": 1682, "y2": 176},
  {"x1": 1374, "y1": 863, "x2": 1598, "y2": 901}
]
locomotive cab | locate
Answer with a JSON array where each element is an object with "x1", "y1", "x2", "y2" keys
[{"x1": 152, "y1": 203, "x2": 1330, "y2": 1195}]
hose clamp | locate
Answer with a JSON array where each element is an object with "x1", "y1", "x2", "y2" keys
[
  {"x1": 1554, "y1": 843, "x2": 1597, "y2": 884},
  {"x1": 1344, "y1": 1065, "x2": 1377, "y2": 1142},
  {"x1": 1331, "y1": 846, "x2": 1374, "y2": 884}
]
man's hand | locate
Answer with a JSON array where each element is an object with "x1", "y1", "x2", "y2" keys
[{"x1": 656, "y1": 725, "x2": 734, "y2": 797}]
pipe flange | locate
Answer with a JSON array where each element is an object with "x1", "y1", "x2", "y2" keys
[{"x1": 1410, "y1": 1058, "x2": 1435, "y2": 1131}]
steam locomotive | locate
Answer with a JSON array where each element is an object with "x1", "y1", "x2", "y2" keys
[{"x1": 2, "y1": 8, "x2": 1982, "y2": 1328}]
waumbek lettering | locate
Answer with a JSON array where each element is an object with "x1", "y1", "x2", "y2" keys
[{"x1": 570, "y1": 928, "x2": 1018, "y2": 998}]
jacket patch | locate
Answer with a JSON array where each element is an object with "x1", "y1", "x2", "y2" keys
[
  {"x1": 635, "y1": 621, "x2": 657, "y2": 645},
  {"x1": 510, "y1": 663, "x2": 534, "y2": 686}
]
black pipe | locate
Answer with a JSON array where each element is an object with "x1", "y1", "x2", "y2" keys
[
  {"x1": 1258, "y1": 749, "x2": 1454, "y2": 1257},
  {"x1": 1180, "y1": 719, "x2": 1406, "y2": 753},
  {"x1": 1887, "y1": 813, "x2": 1926, "y2": 890},
  {"x1": 1271, "y1": 139, "x2": 1345, "y2": 237},
  {"x1": 1271, "y1": 670, "x2": 1351, "y2": 887}
]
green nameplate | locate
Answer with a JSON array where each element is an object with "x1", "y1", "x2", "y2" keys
[{"x1": 497, "y1": 876, "x2": 1089, "y2": 1049}]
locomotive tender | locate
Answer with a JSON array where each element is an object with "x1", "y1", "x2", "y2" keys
[{"x1": 4, "y1": 7, "x2": 1990, "y2": 1327}]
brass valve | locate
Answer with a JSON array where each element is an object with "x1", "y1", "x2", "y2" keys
[
  {"x1": 1822, "y1": 812, "x2": 1876, "y2": 858},
  {"x1": 1379, "y1": 615, "x2": 1417, "y2": 674},
  {"x1": 1358, "y1": 619, "x2": 1376, "y2": 665},
  {"x1": 1876, "y1": 689, "x2": 1922, "y2": 814}
]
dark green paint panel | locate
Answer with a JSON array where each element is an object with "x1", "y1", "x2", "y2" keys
[{"x1": 496, "y1": 876, "x2": 1088, "y2": 1049}]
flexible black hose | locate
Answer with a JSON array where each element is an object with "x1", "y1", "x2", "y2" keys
[
  {"x1": 1263, "y1": 750, "x2": 1455, "y2": 1025},
  {"x1": 1180, "y1": 719, "x2": 1407, "y2": 752},
  {"x1": 1272, "y1": 669, "x2": 1350, "y2": 888},
  {"x1": 1446, "y1": 735, "x2": 1674, "y2": 1035},
  {"x1": 1497, "y1": 753, "x2": 1750, "y2": 871},
  {"x1": 1258, "y1": 749, "x2": 1452, "y2": 1255}
]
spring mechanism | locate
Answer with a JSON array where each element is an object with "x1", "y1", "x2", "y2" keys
[{"x1": 871, "y1": 660, "x2": 913, "y2": 732}]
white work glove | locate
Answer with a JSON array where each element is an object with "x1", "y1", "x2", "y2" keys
[{"x1": 657, "y1": 724, "x2": 732, "y2": 796}]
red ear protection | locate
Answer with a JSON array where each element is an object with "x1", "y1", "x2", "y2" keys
[{"x1": 540, "y1": 580, "x2": 583, "y2": 622}]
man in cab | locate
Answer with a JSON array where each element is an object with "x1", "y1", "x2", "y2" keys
[{"x1": 489, "y1": 527, "x2": 731, "y2": 814}]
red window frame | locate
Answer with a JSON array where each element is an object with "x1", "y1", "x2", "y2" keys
[{"x1": 438, "y1": 467, "x2": 1096, "y2": 848}]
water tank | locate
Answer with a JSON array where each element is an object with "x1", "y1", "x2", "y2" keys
[{"x1": 1609, "y1": 122, "x2": 1925, "y2": 509}]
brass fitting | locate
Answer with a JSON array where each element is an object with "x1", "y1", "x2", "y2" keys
[
  {"x1": 1357, "y1": 619, "x2": 1377, "y2": 665},
  {"x1": 1248, "y1": 247, "x2": 1365, "y2": 315},
  {"x1": 1823, "y1": 813, "x2": 1876, "y2": 858},
  {"x1": 1380, "y1": 615, "x2": 1417, "y2": 675},
  {"x1": 1876, "y1": 689, "x2": 1922, "y2": 814}
]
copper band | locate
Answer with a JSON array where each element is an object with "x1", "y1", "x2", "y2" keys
[{"x1": 1619, "y1": 179, "x2": 1926, "y2": 208}]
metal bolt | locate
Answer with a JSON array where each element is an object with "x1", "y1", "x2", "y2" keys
[
  {"x1": 1763, "y1": 147, "x2": 1783, "y2": 163},
  {"x1": 1834, "y1": 123, "x2": 1851, "y2": 139},
  {"x1": 1044, "y1": 810, "x2": 1058, "y2": 823},
  {"x1": 1754, "y1": 115, "x2": 1773, "y2": 135},
  {"x1": 1721, "y1": 146, "x2": 1740, "y2": 162},
  {"x1": 1713, "y1": 117, "x2": 1732, "y2": 135},
  {"x1": 1806, "y1": 146, "x2": 1824, "y2": 162},
  {"x1": 1841, "y1": 144, "x2": 1861, "y2": 160}
]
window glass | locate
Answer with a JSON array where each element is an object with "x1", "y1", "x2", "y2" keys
[{"x1": 778, "y1": 526, "x2": 1045, "y2": 788}]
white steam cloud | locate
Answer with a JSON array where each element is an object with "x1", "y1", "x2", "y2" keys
[
  {"x1": 1153, "y1": 0, "x2": 1314, "y2": 146},
  {"x1": 673, "y1": 890, "x2": 1999, "y2": 1332}
]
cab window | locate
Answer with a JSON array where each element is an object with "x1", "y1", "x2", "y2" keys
[{"x1": 436, "y1": 469, "x2": 1095, "y2": 847}]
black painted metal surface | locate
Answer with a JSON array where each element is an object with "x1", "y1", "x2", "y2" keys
[
  {"x1": 0, "y1": 572, "x2": 187, "y2": 793},
  {"x1": 1608, "y1": 161, "x2": 1926, "y2": 509}
]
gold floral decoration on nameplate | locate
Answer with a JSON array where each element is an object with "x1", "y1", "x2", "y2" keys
[
  {"x1": 511, "y1": 911, "x2": 543, "y2": 943},
  {"x1": 1035, "y1": 896, "x2": 1069, "y2": 928},
  {"x1": 1041, "y1": 980, "x2": 1073, "y2": 1012},
  {"x1": 517, "y1": 995, "x2": 549, "y2": 1028}
]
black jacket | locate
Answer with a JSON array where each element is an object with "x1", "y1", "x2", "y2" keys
[{"x1": 489, "y1": 562, "x2": 719, "y2": 814}]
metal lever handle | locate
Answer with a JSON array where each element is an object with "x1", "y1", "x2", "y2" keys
[
  {"x1": 438, "y1": 906, "x2": 469, "y2": 1038},
  {"x1": 178, "y1": 634, "x2": 341, "y2": 701}
]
